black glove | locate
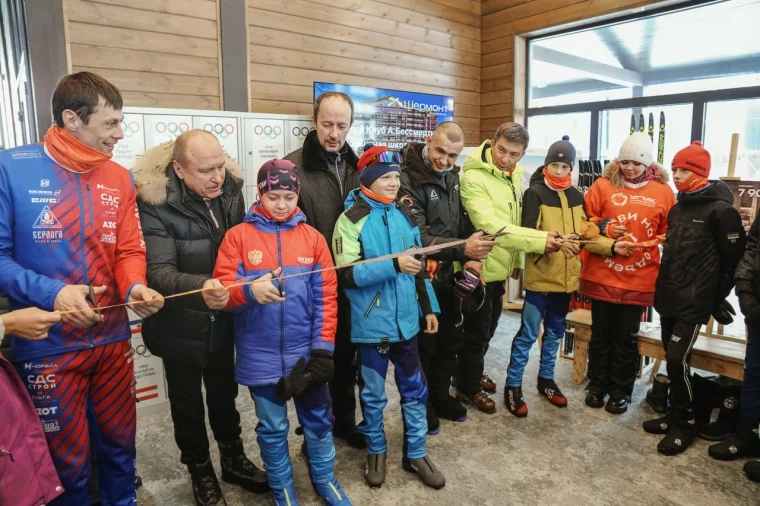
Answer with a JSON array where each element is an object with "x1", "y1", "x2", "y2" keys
[
  {"x1": 712, "y1": 300, "x2": 736, "y2": 325},
  {"x1": 274, "y1": 357, "x2": 309, "y2": 401},
  {"x1": 739, "y1": 292, "x2": 760, "y2": 316},
  {"x1": 304, "y1": 350, "x2": 334, "y2": 387}
]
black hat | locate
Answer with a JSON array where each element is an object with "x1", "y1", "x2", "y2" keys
[{"x1": 544, "y1": 135, "x2": 576, "y2": 168}]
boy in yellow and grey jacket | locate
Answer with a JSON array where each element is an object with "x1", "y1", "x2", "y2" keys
[{"x1": 505, "y1": 136, "x2": 613, "y2": 417}]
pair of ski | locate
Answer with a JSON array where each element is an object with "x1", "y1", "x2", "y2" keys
[
  {"x1": 577, "y1": 159, "x2": 604, "y2": 195},
  {"x1": 630, "y1": 112, "x2": 666, "y2": 165}
]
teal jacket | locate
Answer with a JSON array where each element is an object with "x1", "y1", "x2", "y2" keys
[{"x1": 332, "y1": 189, "x2": 439, "y2": 344}]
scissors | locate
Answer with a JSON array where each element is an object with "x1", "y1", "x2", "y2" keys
[{"x1": 86, "y1": 284, "x2": 102, "y2": 324}]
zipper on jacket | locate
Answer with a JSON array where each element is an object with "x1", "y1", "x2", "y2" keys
[
  {"x1": 334, "y1": 154, "x2": 343, "y2": 191},
  {"x1": 208, "y1": 313, "x2": 216, "y2": 351},
  {"x1": 75, "y1": 176, "x2": 94, "y2": 347},
  {"x1": 364, "y1": 291, "x2": 381, "y2": 318},
  {"x1": 275, "y1": 223, "x2": 286, "y2": 377},
  {"x1": 85, "y1": 184, "x2": 94, "y2": 228}
]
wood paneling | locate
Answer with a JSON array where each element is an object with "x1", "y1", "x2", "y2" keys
[
  {"x1": 479, "y1": 0, "x2": 671, "y2": 140},
  {"x1": 249, "y1": 0, "x2": 481, "y2": 144},
  {"x1": 65, "y1": 0, "x2": 222, "y2": 110}
]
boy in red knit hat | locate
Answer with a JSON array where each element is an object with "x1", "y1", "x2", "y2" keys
[{"x1": 648, "y1": 141, "x2": 746, "y2": 455}]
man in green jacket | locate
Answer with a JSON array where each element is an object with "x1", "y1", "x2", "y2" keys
[{"x1": 455, "y1": 122, "x2": 563, "y2": 413}]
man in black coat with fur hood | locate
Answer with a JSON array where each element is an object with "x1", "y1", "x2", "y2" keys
[{"x1": 398, "y1": 122, "x2": 495, "y2": 434}]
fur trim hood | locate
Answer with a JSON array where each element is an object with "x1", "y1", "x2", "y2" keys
[
  {"x1": 602, "y1": 159, "x2": 669, "y2": 189},
  {"x1": 132, "y1": 140, "x2": 244, "y2": 206}
]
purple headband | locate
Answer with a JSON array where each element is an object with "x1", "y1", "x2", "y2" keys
[{"x1": 257, "y1": 159, "x2": 300, "y2": 195}]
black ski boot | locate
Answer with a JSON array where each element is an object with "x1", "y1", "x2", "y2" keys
[
  {"x1": 219, "y1": 439, "x2": 270, "y2": 494},
  {"x1": 188, "y1": 460, "x2": 226, "y2": 506},
  {"x1": 699, "y1": 394, "x2": 740, "y2": 441},
  {"x1": 645, "y1": 374, "x2": 669, "y2": 414},
  {"x1": 708, "y1": 415, "x2": 760, "y2": 460}
]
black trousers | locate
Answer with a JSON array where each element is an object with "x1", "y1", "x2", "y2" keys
[
  {"x1": 164, "y1": 342, "x2": 241, "y2": 465},
  {"x1": 456, "y1": 281, "x2": 506, "y2": 396},
  {"x1": 587, "y1": 300, "x2": 643, "y2": 399},
  {"x1": 660, "y1": 316, "x2": 701, "y2": 425},
  {"x1": 330, "y1": 289, "x2": 360, "y2": 429},
  {"x1": 418, "y1": 291, "x2": 464, "y2": 405}
]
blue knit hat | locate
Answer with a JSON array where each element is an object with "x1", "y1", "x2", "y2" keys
[{"x1": 358, "y1": 145, "x2": 401, "y2": 187}]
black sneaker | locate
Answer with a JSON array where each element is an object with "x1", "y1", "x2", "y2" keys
[
  {"x1": 585, "y1": 391, "x2": 605, "y2": 409},
  {"x1": 188, "y1": 460, "x2": 226, "y2": 506},
  {"x1": 605, "y1": 397, "x2": 628, "y2": 414},
  {"x1": 219, "y1": 440, "x2": 269, "y2": 494}
]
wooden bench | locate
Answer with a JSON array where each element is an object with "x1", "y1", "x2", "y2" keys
[{"x1": 566, "y1": 309, "x2": 746, "y2": 384}]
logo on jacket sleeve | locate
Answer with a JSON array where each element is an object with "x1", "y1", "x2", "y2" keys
[
  {"x1": 430, "y1": 189, "x2": 439, "y2": 200},
  {"x1": 248, "y1": 250, "x2": 263, "y2": 265},
  {"x1": 298, "y1": 256, "x2": 314, "y2": 264}
]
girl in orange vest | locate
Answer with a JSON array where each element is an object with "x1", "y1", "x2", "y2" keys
[{"x1": 581, "y1": 132, "x2": 676, "y2": 414}]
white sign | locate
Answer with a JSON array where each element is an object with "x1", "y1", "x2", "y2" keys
[
  {"x1": 247, "y1": 118, "x2": 285, "y2": 184},
  {"x1": 144, "y1": 115, "x2": 192, "y2": 148},
  {"x1": 193, "y1": 117, "x2": 240, "y2": 161},
  {"x1": 114, "y1": 114, "x2": 145, "y2": 169},
  {"x1": 287, "y1": 121, "x2": 312, "y2": 154},
  {"x1": 128, "y1": 309, "x2": 168, "y2": 412}
]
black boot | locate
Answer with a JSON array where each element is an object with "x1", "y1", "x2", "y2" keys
[
  {"x1": 188, "y1": 460, "x2": 226, "y2": 506},
  {"x1": 427, "y1": 400, "x2": 440, "y2": 435},
  {"x1": 333, "y1": 421, "x2": 367, "y2": 449},
  {"x1": 699, "y1": 394, "x2": 741, "y2": 441},
  {"x1": 433, "y1": 396, "x2": 467, "y2": 423},
  {"x1": 643, "y1": 415, "x2": 672, "y2": 435},
  {"x1": 708, "y1": 415, "x2": 760, "y2": 461},
  {"x1": 645, "y1": 374, "x2": 669, "y2": 414},
  {"x1": 744, "y1": 460, "x2": 760, "y2": 482},
  {"x1": 218, "y1": 440, "x2": 270, "y2": 494},
  {"x1": 657, "y1": 424, "x2": 697, "y2": 456}
]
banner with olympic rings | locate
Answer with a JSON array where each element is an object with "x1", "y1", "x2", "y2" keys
[
  {"x1": 245, "y1": 118, "x2": 285, "y2": 187},
  {"x1": 193, "y1": 116, "x2": 240, "y2": 161},
  {"x1": 144, "y1": 114, "x2": 193, "y2": 149},
  {"x1": 113, "y1": 113, "x2": 145, "y2": 169}
]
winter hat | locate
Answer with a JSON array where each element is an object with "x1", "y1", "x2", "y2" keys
[
  {"x1": 357, "y1": 144, "x2": 401, "y2": 187},
  {"x1": 545, "y1": 135, "x2": 576, "y2": 167},
  {"x1": 257, "y1": 158, "x2": 300, "y2": 195},
  {"x1": 618, "y1": 132, "x2": 654, "y2": 167},
  {"x1": 672, "y1": 141, "x2": 711, "y2": 178}
]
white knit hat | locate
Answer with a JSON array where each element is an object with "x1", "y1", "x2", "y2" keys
[{"x1": 618, "y1": 132, "x2": 654, "y2": 167}]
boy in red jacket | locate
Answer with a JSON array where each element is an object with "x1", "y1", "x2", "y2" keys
[{"x1": 213, "y1": 160, "x2": 350, "y2": 506}]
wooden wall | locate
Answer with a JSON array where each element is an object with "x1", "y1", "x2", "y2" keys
[
  {"x1": 480, "y1": 0, "x2": 667, "y2": 140},
  {"x1": 65, "y1": 0, "x2": 223, "y2": 110},
  {"x1": 247, "y1": 0, "x2": 483, "y2": 144}
]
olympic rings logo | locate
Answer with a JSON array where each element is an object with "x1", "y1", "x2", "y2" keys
[
  {"x1": 204, "y1": 123, "x2": 235, "y2": 139},
  {"x1": 132, "y1": 344, "x2": 152, "y2": 359},
  {"x1": 292, "y1": 126, "x2": 311, "y2": 140},
  {"x1": 254, "y1": 125, "x2": 282, "y2": 140},
  {"x1": 121, "y1": 121, "x2": 141, "y2": 138},
  {"x1": 155, "y1": 122, "x2": 189, "y2": 136}
]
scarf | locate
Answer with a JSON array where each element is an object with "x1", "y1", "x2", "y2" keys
[
  {"x1": 360, "y1": 184, "x2": 396, "y2": 205},
  {"x1": 542, "y1": 168, "x2": 572, "y2": 191},
  {"x1": 623, "y1": 164, "x2": 657, "y2": 185},
  {"x1": 255, "y1": 203, "x2": 297, "y2": 223},
  {"x1": 44, "y1": 126, "x2": 111, "y2": 173},
  {"x1": 676, "y1": 174, "x2": 710, "y2": 193}
]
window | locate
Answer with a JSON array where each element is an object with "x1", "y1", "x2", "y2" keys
[
  {"x1": 524, "y1": 112, "x2": 590, "y2": 182},
  {"x1": 704, "y1": 98, "x2": 760, "y2": 180},
  {"x1": 528, "y1": 1, "x2": 760, "y2": 109}
]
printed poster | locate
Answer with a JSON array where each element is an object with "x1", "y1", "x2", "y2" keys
[
  {"x1": 314, "y1": 82, "x2": 453, "y2": 150},
  {"x1": 723, "y1": 179, "x2": 760, "y2": 233},
  {"x1": 287, "y1": 121, "x2": 312, "y2": 154},
  {"x1": 113, "y1": 113, "x2": 145, "y2": 170},
  {"x1": 128, "y1": 309, "x2": 168, "y2": 412},
  {"x1": 246, "y1": 118, "x2": 285, "y2": 187},
  {"x1": 144, "y1": 114, "x2": 192, "y2": 148},
  {"x1": 193, "y1": 116, "x2": 240, "y2": 161}
]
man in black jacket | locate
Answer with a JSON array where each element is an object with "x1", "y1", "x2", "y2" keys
[
  {"x1": 399, "y1": 122, "x2": 495, "y2": 434},
  {"x1": 284, "y1": 92, "x2": 365, "y2": 448},
  {"x1": 134, "y1": 130, "x2": 267, "y2": 506},
  {"x1": 648, "y1": 141, "x2": 746, "y2": 456}
]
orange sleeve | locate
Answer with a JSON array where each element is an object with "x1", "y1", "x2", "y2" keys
[
  {"x1": 115, "y1": 181, "x2": 148, "y2": 301},
  {"x1": 212, "y1": 227, "x2": 251, "y2": 311},
  {"x1": 310, "y1": 229, "x2": 338, "y2": 351}
]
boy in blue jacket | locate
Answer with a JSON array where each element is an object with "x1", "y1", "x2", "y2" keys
[
  {"x1": 213, "y1": 159, "x2": 350, "y2": 505},
  {"x1": 332, "y1": 146, "x2": 445, "y2": 490}
]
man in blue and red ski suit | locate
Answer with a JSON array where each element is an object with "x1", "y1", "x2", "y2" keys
[{"x1": 0, "y1": 72, "x2": 163, "y2": 505}]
